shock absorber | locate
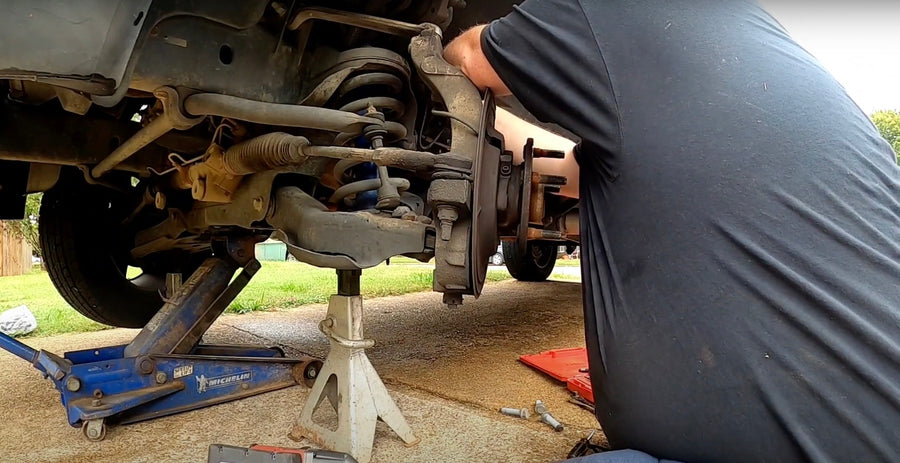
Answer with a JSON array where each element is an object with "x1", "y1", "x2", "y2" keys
[{"x1": 329, "y1": 49, "x2": 413, "y2": 211}]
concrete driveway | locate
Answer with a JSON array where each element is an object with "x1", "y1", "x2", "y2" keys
[{"x1": 0, "y1": 279, "x2": 601, "y2": 462}]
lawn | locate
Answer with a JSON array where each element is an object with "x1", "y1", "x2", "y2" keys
[
  {"x1": 548, "y1": 273, "x2": 581, "y2": 281},
  {"x1": 554, "y1": 258, "x2": 581, "y2": 267},
  {"x1": 0, "y1": 260, "x2": 512, "y2": 337}
]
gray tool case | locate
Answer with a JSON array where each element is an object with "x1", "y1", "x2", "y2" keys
[{"x1": 208, "y1": 444, "x2": 358, "y2": 463}]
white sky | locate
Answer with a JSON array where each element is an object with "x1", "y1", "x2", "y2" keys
[{"x1": 760, "y1": 1, "x2": 900, "y2": 114}]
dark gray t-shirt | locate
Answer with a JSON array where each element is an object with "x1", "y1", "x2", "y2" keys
[{"x1": 482, "y1": 1, "x2": 900, "y2": 462}]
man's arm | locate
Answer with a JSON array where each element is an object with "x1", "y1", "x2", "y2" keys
[
  {"x1": 495, "y1": 108, "x2": 579, "y2": 198},
  {"x1": 445, "y1": 24, "x2": 579, "y2": 199},
  {"x1": 443, "y1": 25, "x2": 512, "y2": 97},
  {"x1": 446, "y1": 1, "x2": 618, "y2": 159}
]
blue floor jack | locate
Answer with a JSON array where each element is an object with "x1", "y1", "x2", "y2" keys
[{"x1": 0, "y1": 236, "x2": 322, "y2": 441}]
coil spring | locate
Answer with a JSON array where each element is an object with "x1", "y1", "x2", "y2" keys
[{"x1": 331, "y1": 58, "x2": 410, "y2": 207}]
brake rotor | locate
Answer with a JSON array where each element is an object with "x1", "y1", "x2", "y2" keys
[
  {"x1": 469, "y1": 93, "x2": 503, "y2": 297},
  {"x1": 516, "y1": 138, "x2": 535, "y2": 257}
]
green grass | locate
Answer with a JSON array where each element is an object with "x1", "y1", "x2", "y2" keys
[
  {"x1": 232, "y1": 261, "x2": 511, "y2": 312},
  {"x1": 0, "y1": 267, "x2": 107, "y2": 336},
  {"x1": 0, "y1": 261, "x2": 512, "y2": 337},
  {"x1": 549, "y1": 272, "x2": 582, "y2": 281},
  {"x1": 554, "y1": 258, "x2": 581, "y2": 267}
]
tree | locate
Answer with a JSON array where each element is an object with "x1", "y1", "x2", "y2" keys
[
  {"x1": 871, "y1": 110, "x2": 900, "y2": 164},
  {"x1": 4, "y1": 193, "x2": 42, "y2": 260}
]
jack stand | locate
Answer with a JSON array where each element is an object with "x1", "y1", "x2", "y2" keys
[
  {"x1": 291, "y1": 270, "x2": 418, "y2": 463},
  {"x1": 0, "y1": 236, "x2": 321, "y2": 440}
]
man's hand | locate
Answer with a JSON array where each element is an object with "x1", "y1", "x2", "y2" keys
[{"x1": 443, "y1": 25, "x2": 512, "y2": 96}]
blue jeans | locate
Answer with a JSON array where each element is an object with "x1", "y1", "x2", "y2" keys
[{"x1": 564, "y1": 449, "x2": 683, "y2": 463}]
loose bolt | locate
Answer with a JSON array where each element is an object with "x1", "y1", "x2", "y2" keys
[
  {"x1": 499, "y1": 407, "x2": 531, "y2": 419},
  {"x1": 535, "y1": 400, "x2": 564, "y2": 432},
  {"x1": 540, "y1": 412, "x2": 564, "y2": 432}
]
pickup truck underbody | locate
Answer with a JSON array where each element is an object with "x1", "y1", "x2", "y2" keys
[{"x1": 0, "y1": 0, "x2": 579, "y2": 327}]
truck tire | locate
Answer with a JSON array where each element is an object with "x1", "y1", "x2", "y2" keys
[
  {"x1": 40, "y1": 182, "x2": 198, "y2": 328},
  {"x1": 502, "y1": 241, "x2": 557, "y2": 282}
]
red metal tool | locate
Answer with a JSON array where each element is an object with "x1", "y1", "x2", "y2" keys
[{"x1": 520, "y1": 347, "x2": 594, "y2": 404}]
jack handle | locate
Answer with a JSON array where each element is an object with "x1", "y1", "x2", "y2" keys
[{"x1": 0, "y1": 330, "x2": 69, "y2": 380}]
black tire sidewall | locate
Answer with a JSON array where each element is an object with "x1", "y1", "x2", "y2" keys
[
  {"x1": 40, "y1": 183, "x2": 167, "y2": 328},
  {"x1": 502, "y1": 240, "x2": 557, "y2": 282}
]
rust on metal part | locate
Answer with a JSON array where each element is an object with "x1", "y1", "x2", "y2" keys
[
  {"x1": 529, "y1": 171, "x2": 546, "y2": 225},
  {"x1": 527, "y1": 227, "x2": 565, "y2": 241}
]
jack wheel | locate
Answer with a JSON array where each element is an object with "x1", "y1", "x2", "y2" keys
[
  {"x1": 82, "y1": 419, "x2": 107, "y2": 442},
  {"x1": 297, "y1": 359, "x2": 324, "y2": 388}
]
